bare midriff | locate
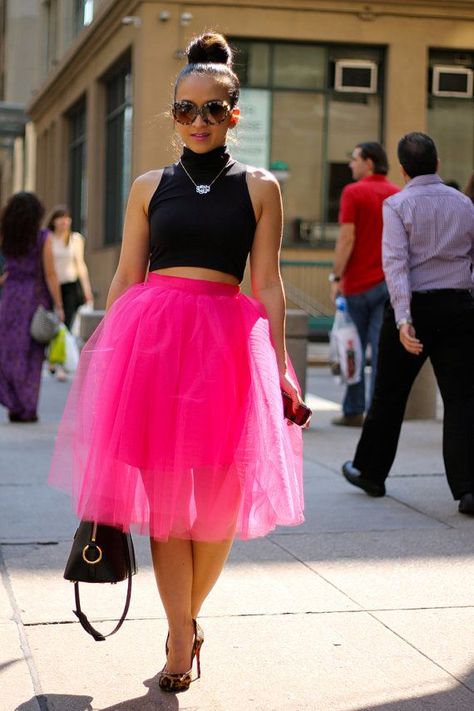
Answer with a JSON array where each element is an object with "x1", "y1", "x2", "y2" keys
[{"x1": 151, "y1": 266, "x2": 240, "y2": 285}]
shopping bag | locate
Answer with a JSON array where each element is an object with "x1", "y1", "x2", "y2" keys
[
  {"x1": 71, "y1": 302, "x2": 94, "y2": 338},
  {"x1": 64, "y1": 328, "x2": 80, "y2": 372},
  {"x1": 329, "y1": 297, "x2": 363, "y2": 385},
  {"x1": 48, "y1": 326, "x2": 66, "y2": 365}
]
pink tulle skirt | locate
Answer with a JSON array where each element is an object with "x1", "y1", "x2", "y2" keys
[{"x1": 49, "y1": 274, "x2": 304, "y2": 541}]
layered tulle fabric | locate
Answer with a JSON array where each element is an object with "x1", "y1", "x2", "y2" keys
[{"x1": 49, "y1": 274, "x2": 304, "y2": 541}]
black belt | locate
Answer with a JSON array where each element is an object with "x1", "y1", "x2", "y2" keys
[{"x1": 413, "y1": 288, "x2": 471, "y2": 295}]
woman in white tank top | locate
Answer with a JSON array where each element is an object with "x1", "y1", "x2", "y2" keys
[{"x1": 47, "y1": 205, "x2": 93, "y2": 379}]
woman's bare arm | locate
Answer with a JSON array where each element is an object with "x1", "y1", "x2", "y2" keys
[
  {"x1": 72, "y1": 234, "x2": 94, "y2": 303},
  {"x1": 106, "y1": 171, "x2": 162, "y2": 310},
  {"x1": 247, "y1": 169, "x2": 299, "y2": 400},
  {"x1": 42, "y1": 235, "x2": 64, "y2": 320}
]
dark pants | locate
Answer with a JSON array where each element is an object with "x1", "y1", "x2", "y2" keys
[
  {"x1": 353, "y1": 290, "x2": 474, "y2": 500},
  {"x1": 344, "y1": 281, "x2": 389, "y2": 415},
  {"x1": 61, "y1": 281, "x2": 83, "y2": 330}
]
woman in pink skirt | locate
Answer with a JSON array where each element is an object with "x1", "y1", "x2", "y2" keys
[{"x1": 50, "y1": 31, "x2": 304, "y2": 692}]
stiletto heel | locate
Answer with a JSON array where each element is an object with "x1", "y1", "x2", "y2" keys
[
  {"x1": 195, "y1": 644, "x2": 202, "y2": 680},
  {"x1": 192, "y1": 619, "x2": 204, "y2": 680},
  {"x1": 159, "y1": 619, "x2": 204, "y2": 692}
]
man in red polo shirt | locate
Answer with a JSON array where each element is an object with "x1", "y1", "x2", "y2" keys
[{"x1": 330, "y1": 142, "x2": 400, "y2": 426}]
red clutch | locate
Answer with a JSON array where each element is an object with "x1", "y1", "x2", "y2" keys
[{"x1": 281, "y1": 390, "x2": 312, "y2": 427}]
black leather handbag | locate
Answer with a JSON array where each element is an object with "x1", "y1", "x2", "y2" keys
[{"x1": 64, "y1": 521, "x2": 137, "y2": 641}]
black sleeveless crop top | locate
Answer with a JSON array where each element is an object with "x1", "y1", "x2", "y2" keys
[{"x1": 148, "y1": 146, "x2": 256, "y2": 282}]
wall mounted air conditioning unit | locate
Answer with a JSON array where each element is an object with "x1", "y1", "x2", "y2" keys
[
  {"x1": 334, "y1": 60, "x2": 378, "y2": 93},
  {"x1": 432, "y1": 66, "x2": 473, "y2": 98}
]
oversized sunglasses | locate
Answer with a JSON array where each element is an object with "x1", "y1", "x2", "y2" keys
[{"x1": 172, "y1": 100, "x2": 231, "y2": 125}]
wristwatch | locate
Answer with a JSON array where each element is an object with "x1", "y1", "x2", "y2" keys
[{"x1": 328, "y1": 273, "x2": 341, "y2": 283}]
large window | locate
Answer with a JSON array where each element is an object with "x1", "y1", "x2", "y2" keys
[
  {"x1": 427, "y1": 50, "x2": 474, "y2": 191},
  {"x1": 103, "y1": 55, "x2": 133, "y2": 245},
  {"x1": 67, "y1": 98, "x2": 87, "y2": 235},
  {"x1": 232, "y1": 40, "x2": 384, "y2": 246}
]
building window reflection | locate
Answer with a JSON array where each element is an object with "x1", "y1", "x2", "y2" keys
[
  {"x1": 74, "y1": 0, "x2": 94, "y2": 35},
  {"x1": 232, "y1": 39, "x2": 384, "y2": 247},
  {"x1": 67, "y1": 98, "x2": 87, "y2": 236},
  {"x1": 103, "y1": 55, "x2": 133, "y2": 245},
  {"x1": 427, "y1": 49, "x2": 474, "y2": 190}
]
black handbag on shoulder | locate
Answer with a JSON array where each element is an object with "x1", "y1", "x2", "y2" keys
[{"x1": 64, "y1": 521, "x2": 137, "y2": 641}]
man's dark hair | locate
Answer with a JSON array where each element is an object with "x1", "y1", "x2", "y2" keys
[
  {"x1": 356, "y1": 142, "x2": 389, "y2": 175},
  {"x1": 397, "y1": 132, "x2": 438, "y2": 178}
]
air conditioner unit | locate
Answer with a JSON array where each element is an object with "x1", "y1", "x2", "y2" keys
[
  {"x1": 334, "y1": 60, "x2": 378, "y2": 93},
  {"x1": 432, "y1": 66, "x2": 473, "y2": 98}
]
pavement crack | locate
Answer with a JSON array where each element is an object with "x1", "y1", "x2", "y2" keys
[
  {"x1": 268, "y1": 537, "x2": 366, "y2": 611},
  {"x1": 369, "y1": 611, "x2": 474, "y2": 694},
  {"x1": 387, "y1": 495, "x2": 454, "y2": 528},
  {"x1": 0, "y1": 546, "x2": 48, "y2": 711},
  {"x1": 20, "y1": 604, "x2": 474, "y2": 629}
]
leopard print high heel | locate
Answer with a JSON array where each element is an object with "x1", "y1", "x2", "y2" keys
[{"x1": 159, "y1": 619, "x2": 204, "y2": 693}]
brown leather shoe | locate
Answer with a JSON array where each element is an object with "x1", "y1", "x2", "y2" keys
[{"x1": 331, "y1": 414, "x2": 364, "y2": 427}]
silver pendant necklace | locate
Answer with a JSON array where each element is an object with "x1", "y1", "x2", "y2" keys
[{"x1": 179, "y1": 159, "x2": 230, "y2": 195}]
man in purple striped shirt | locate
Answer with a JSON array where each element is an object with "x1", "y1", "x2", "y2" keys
[{"x1": 342, "y1": 132, "x2": 474, "y2": 516}]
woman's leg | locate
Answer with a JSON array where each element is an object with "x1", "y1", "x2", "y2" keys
[
  {"x1": 191, "y1": 540, "x2": 233, "y2": 618},
  {"x1": 61, "y1": 282, "x2": 78, "y2": 331},
  {"x1": 150, "y1": 537, "x2": 233, "y2": 673},
  {"x1": 150, "y1": 537, "x2": 195, "y2": 674}
]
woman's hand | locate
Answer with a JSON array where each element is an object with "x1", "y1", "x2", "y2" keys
[
  {"x1": 280, "y1": 370, "x2": 311, "y2": 428},
  {"x1": 280, "y1": 370, "x2": 301, "y2": 405},
  {"x1": 55, "y1": 306, "x2": 65, "y2": 323}
]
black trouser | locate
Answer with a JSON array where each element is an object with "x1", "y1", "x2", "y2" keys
[
  {"x1": 61, "y1": 281, "x2": 82, "y2": 330},
  {"x1": 353, "y1": 290, "x2": 474, "y2": 499}
]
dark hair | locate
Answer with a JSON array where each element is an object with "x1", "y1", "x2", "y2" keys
[
  {"x1": 464, "y1": 173, "x2": 474, "y2": 203},
  {"x1": 355, "y1": 142, "x2": 389, "y2": 175},
  {"x1": 0, "y1": 192, "x2": 45, "y2": 258},
  {"x1": 174, "y1": 32, "x2": 240, "y2": 107},
  {"x1": 46, "y1": 204, "x2": 71, "y2": 232},
  {"x1": 397, "y1": 132, "x2": 438, "y2": 178}
]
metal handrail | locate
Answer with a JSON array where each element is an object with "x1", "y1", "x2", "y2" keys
[{"x1": 280, "y1": 259, "x2": 333, "y2": 321}]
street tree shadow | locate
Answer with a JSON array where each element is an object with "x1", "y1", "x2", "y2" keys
[{"x1": 15, "y1": 674, "x2": 181, "y2": 711}]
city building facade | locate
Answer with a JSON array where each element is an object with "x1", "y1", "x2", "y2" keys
[
  {"x1": 0, "y1": 0, "x2": 42, "y2": 204},
  {"x1": 4, "y1": 0, "x2": 474, "y2": 307}
]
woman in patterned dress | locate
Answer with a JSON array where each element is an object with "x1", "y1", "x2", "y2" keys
[{"x1": 0, "y1": 192, "x2": 64, "y2": 422}]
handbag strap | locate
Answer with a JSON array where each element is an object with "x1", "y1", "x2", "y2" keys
[{"x1": 72, "y1": 567, "x2": 133, "y2": 642}]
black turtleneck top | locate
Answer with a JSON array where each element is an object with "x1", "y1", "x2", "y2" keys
[{"x1": 148, "y1": 146, "x2": 256, "y2": 282}]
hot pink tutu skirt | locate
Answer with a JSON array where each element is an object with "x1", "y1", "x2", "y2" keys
[{"x1": 49, "y1": 274, "x2": 304, "y2": 541}]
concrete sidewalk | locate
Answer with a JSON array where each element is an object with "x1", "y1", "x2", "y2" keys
[{"x1": 1, "y1": 366, "x2": 473, "y2": 711}]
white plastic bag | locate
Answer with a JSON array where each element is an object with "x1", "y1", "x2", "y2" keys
[
  {"x1": 64, "y1": 327, "x2": 80, "y2": 372},
  {"x1": 71, "y1": 302, "x2": 94, "y2": 338},
  {"x1": 329, "y1": 297, "x2": 363, "y2": 385}
]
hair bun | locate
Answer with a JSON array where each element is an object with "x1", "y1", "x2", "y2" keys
[{"x1": 186, "y1": 32, "x2": 232, "y2": 67}]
